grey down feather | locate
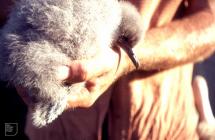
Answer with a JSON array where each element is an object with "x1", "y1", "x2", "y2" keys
[{"x1": 0, "y1": 0, "x2": 142, "y2": 127}]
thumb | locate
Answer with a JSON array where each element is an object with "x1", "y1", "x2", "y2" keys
[
  {"x1": 193, "y1": 75, "x2": 214, "y2": 123},
  {"x1": 56, "y1": 49, "x2": 119, "y2": 83}
]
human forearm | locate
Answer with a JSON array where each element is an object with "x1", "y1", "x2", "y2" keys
[{"x1": 120, "y1": 7, "x2": 215, "y2": 76}]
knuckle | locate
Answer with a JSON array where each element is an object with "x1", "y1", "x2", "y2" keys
[{"x1": 78, "y1": 64, "x2": 88, "y2": 81}]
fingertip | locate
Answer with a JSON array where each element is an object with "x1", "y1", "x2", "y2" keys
[{"x1": 56, "y1": 65, "x2": 70, "y2": 80}]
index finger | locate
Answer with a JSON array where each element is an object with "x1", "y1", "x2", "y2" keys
[{"x1": 62, "y1": 48, "x2": 119, "y2": 83}]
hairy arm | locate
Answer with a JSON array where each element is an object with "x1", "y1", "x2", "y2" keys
[{"x1": 118, "y1": 0, "x2": 215, "y2": 76}]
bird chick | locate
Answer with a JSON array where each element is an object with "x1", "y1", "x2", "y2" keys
[{"x1": 0, "y1": 0, "x2": 143, "y2": 127}]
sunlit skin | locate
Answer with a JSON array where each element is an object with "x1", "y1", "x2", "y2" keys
[
  {"x1": 60, "y1": 0, "x2": 215, "y2": 109},
  {"x1": 6, "y1": 0, "x2": 215, "y2": 109},
  {"x1": 1, "y1": 0, "x2": 215, "y2": 139}
]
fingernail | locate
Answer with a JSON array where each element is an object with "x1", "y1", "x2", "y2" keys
[{"x1": 56, "y1": 66, "x2": 70, "y2": 80}]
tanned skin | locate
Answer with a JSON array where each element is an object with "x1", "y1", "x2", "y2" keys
[{"x1": 1, "y1": 0, "x2": 215, "y2": 139}]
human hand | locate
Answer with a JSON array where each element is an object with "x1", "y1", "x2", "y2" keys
[
  {"x1": 16, "y1": 45, "x2": 132, "y2": 108},
  {"x1": 59, "y1": 47, "x2": 123, "y2": 108}
]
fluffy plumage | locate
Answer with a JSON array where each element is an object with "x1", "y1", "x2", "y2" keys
[{"x1": 0, "y1": 0, "x2": 142, "y2": 127}]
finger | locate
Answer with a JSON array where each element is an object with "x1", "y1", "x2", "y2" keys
[
  {"x1": 84, "y1": 72, "x2": 115, "y2": 103},
  {"x1": 55, "y1": 65, "x2": 70, "y2": 81},
  {"x1": 87, "y1": 72, "x2": 115, "y2": 93},
  {"x1": 67, "y1": 72, "x2": 114, "y2": 108},
  {"x1": 65, "y1": 49, "x2": 119, "y2": 83},
  {"x1": 66, "y1": 82, "x2": 106, "y2": 108},
  {"x1": 192, "y1": 75, "x2": 215, "y2": 123},
  {"x1": 67, "y1": 88, "x2": 95, "y2": 108}
]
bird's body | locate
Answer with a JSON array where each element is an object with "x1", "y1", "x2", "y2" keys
[{"x1": 0, "y1": 0, "x2": 142, "y2": 127}]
